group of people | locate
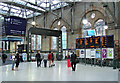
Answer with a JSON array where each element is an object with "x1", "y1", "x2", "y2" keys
[{"x1": 36, "y1": 51, "x2": 55, "y2": 68}]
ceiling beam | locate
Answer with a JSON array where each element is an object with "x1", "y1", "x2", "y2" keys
[{"x1": 3, "y1": 2, "x2": 44, "y2": 13}]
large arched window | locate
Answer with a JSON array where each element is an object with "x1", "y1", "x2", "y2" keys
[
  {"x1": 61, "y1": 26, "x2": 67, "y2": 49},
  {"x1": 37, "y1": 35, "x2": 41, "y2": 50},
  {"x1": 31, "y1": 35, "x2": 36, "y2": 50},
  {"x1": 51, "y1": 28, "x2": 58, "y2": 50},
  {"x1": 94, "y1": 19, "x2": 106, "y2": 36}
]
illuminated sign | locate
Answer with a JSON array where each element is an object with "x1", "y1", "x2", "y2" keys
[
  {"x1": 76, "y1": 38, "x2": 80, "y2": 49},
  {"x1": 107, "y1": 35, "x2": 114, "y2": 48},
  {"x1": 102, "y1": 36, "x2": 107, "y2": 48},
  {"x1": 85, "y1": 38, "x2": 90, "y2": 48},
  {"x1": 80, "y1": 38, "x2": 85, "y2": 49},
  {"x1": 89, "y1": 37, "x2": 95, "y2": 48},
  {"x1": 95, "y1": 36, "x2": 101, "y2": 48}
]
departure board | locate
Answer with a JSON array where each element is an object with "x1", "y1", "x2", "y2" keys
[
  {"x1": 80, "y1": 38, "x2": 85, "y2": 49},
  {"x1": 89, "y1": 37, "x2": 95, "y2": 48},
  {"x1": 95, "y1": 36, "x2": 101, "y2": 48},
  {"x1": 76, "y1": 38, "x2": 80, "y2": 49},
  {"x1": 85, "y1": 38, "x2": 90, "y2": 48},
  {"x1": 102, "y1": 36, "x2": 107, "y2": 48},
  {"x1": 107, "y1": 35, "x2": 114, "y2": 48}
]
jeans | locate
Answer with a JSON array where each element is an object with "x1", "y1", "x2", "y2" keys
[{"x1": 44, "y1": 59, "x2": 47, "y2": 67}]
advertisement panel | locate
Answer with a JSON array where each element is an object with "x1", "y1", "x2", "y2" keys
[
  {"x1": 91, "y1": 49, "x2": 96, "y2": 58},
  {"x1": 86, "y1": 49, "x2": 91, "y2": 58},
  {"x1": 96, "y1": 48, "x2": 101, "y2": 58},
  {"x1": 107, "y1": 48, "x2": 114, "y2": 59},
  {"x1": 80, "y1": 49, "x2": 85, "y2": 58},
  {"x1": 102, "y1": 48, "x2": 107, "y2": 58}
]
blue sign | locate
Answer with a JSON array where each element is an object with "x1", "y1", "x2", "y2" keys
[{"x1": 4, "y1": 16, "x2": 27, "y2": 36}]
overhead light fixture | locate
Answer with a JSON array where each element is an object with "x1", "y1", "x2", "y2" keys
[
  {"x1": 31, "y1": 21, "x2": 36, "y2": 26},
  {"x1": 104, "y1": 25, "x2": 108, "y2": 29},
  {"x1": 82, "y1": 18, "x2": 88, "y2": 24},
  {"x1": 58, "y1": 21, "x2": 61, "y2": 25}
]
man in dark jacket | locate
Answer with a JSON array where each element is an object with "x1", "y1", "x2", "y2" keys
[
  {"x1": 36, "y1": 51, "x2": 41, "y2": 67},
  {"x1": 71, "y1": 52, "x2": 77, "y2": 71},
  {"x1": 2, "y1": 53, "x2": 7, "y2": 63}
]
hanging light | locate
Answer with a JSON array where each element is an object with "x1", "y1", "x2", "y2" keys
[
  {"x1": 31, "y1": 21, "x2": 36, "y2": 26},
  {"x1": 58, "y1": 21, "x2": 61, "y2": 25},
  {"x1": 82, "y1": 18, "x2": 88, "y2": 24},
  {"x1": 104, "y1": 22, "x2": 108, "y2": 29}
]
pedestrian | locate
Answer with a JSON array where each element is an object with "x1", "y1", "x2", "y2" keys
[
  {"x1": 2, "y1": 52, "x2": 7, "y2": 64},
  {"x1": 12, "y1": 55, "x2": 15, "y2": 70},
  {"x1": 48, "y1": 51, "x2": 52, "y2": 67},
  {"x1": 51, "y1": 52, "x2": 55, "y2": 66},
  {"x1": 67, "y1": 52, "x2": 71, "y2": 67},
  {"x1": 71, "y1": 52, "x2": 77, "y2": 71},
  {"x1": 43, "y1": 52, "x2": 48, "y2": 67},
  {"x1": 15, "y1": 53, "x2": 20, "y2": 71},
  {"x1": 35, "y1": 51, "x2": 42, "y2": 67}
]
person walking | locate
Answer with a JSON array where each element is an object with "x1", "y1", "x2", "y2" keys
[
  {"x1": 2, "y1": 52, "x2": 7, "y2": 64},
  {"x1": 51, "y1": 52, "x2": 55, "y2": 66},
  {"x1": 67, "y1": 52, "x2": 71, "y2": 67},
  {"x1": 36, "y1": 51, "x2": 42, "y2": 67},
  {"x1": 71, "y1": 52, "x2": 77, "y2": 71},
  {"x1": 43, "y1": 52, "x2": 48, "y2": 67},
  {"x1": 48, "y1": 51, "x2": 52, "y2": 67},
  {"x1": 15, "y1": 53, "x2": 20, "y2": 71}
]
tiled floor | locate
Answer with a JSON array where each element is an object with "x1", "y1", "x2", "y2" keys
[{"x1": 0, "y1": 61, "x2": 119, "y2": 82}]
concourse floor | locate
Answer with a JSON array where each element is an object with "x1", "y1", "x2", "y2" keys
[{"x1": 0, "y1": 61, "x2": 119, "y2": 81}]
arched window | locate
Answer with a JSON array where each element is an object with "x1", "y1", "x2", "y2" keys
[
  {"x1": 94, "y1": 19, "x2": 106, "y2": 36},
  {"x1": 61, "y1": 26, "x2": 67, "y2": 49},
  {"x1": 31, "y1": 35, "x2": 36, "y2": 50},
  {"x1": 51, "y1": 28, "x2": 58, "y2": 50},
  {"x1": 37, "y1": 35, "x2": 41, "y2": 50},
  {"x1": 83, "y1": 22, "x2": 92, "y2": 37}
]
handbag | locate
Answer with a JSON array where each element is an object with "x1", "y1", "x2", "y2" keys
[{"x1": 75, "y1": 58, "x2": 79, "y2": 63}]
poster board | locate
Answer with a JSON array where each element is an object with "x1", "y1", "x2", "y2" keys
[
  {"x1": 96, "y1": 48, "x2": 101, "y2": 58},
  {"x1": 86, "y1": 49, "x2": 91, "y2": 58},
  {"x1": 107, "y1": 48, "x2": 114, "y2": 59},
  {"x1": 80, "y1": 49, "x2": 85, "y2": 58},
  {"x1": 91, "y1": 49, "x2": 96, "y2": 58},
  {"x1": 102, "y1": 48, "x2": 107, "y2": 58}
]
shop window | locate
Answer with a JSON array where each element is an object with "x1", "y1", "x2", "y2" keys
[{"x1": 31, "y1": 35, "x2": 36, "y2": 50}]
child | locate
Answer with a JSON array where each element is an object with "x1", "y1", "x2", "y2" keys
[{"x1": 12, "y1": 56, "x2": 15, "y2": 70}]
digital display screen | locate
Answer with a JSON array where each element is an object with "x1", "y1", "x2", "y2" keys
[
  {"x1": 87, "y1": 30, "x2": 95, "y2": 36},
  {"x1": 102, "y1": 36, "x2": 107, "y2": 48},
  {"x1": 76, "y1": 38, "x2": 80, "y2": 49},
  {"x1": 89, "y1": 37, "x2": 95, "y2": 48},
  {"x1": 107, "y1": 35, "x2": 114, "y2": 48},
  {"x1": 85, "y1": 38, "x2": 90, "y2": 48},
  {"x1": 80, "y1": 38, "x2": 85, "y2": 49},
  {"x1": 95, "y1": 36, "x2": 101, "y2": 48}
]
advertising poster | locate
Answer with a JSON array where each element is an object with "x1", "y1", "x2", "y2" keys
[
  {"x1": 102, "y1": 48, "x2": 107, "y2": 58},
  {"x1": 107, "y1": 48, "x2": 114, "y2": 59},
  {"x1": 96, "y1": 48, "x2": 101, "y2": 58},
  {"x1": 80, "y1": 49, "x2": 85, "y2": 58},
  {"x1": 86, "y1": 49, "x2": 91, "y2": 58},
  {"x1": 76, "y1": 49, "x2": 80, "y2": 57},
  {"x1": 22, "y1": 53, "x2": 27, "y2": 61},
  {"x1": 91, "y1": 49, "x2": 96, "y2": 58}
]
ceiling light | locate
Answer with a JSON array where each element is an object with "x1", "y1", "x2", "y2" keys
[
  {"x1": 104, "y1": 25, "x2": 108, "y2": 29},
  {"x1": 58, "y1": 21, "x2": 61, "y2": 25},
  {"x1": 31, "y1": 21, "x2": 36, "y2": 25},
  {"x1": 82, "y1": 18, "x2": 88, "y2": 24}
]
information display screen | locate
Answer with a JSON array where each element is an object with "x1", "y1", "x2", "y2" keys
[
  {"x1": 89, "y1": 37, "x2": 95, "y2": 48},
  {"x1": 76, "y1": 38, "x2": 80, "y2": 49},
  {"x1": 85, "y1": 38, "x2": 90, "y2": 48},
  {"x1": 76, "y1": 35, "x2": 114, "y2": 49},
  {"x1": 79, "y1": 38, "x2": 85, "y2": 49},
  {"x1": 95, "y1": 36, "x2": 101, "y2": 48},
  {"x1": 102, "y1": 36, "x2": 107, "y2": 48},
  {"x1": 107, "y1": 35, "x2": 114, "y2": 48}
]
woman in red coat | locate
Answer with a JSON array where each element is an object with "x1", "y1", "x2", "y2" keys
[{"x1": 48, "y1": 51, "x2": 53, "y2": 67}]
